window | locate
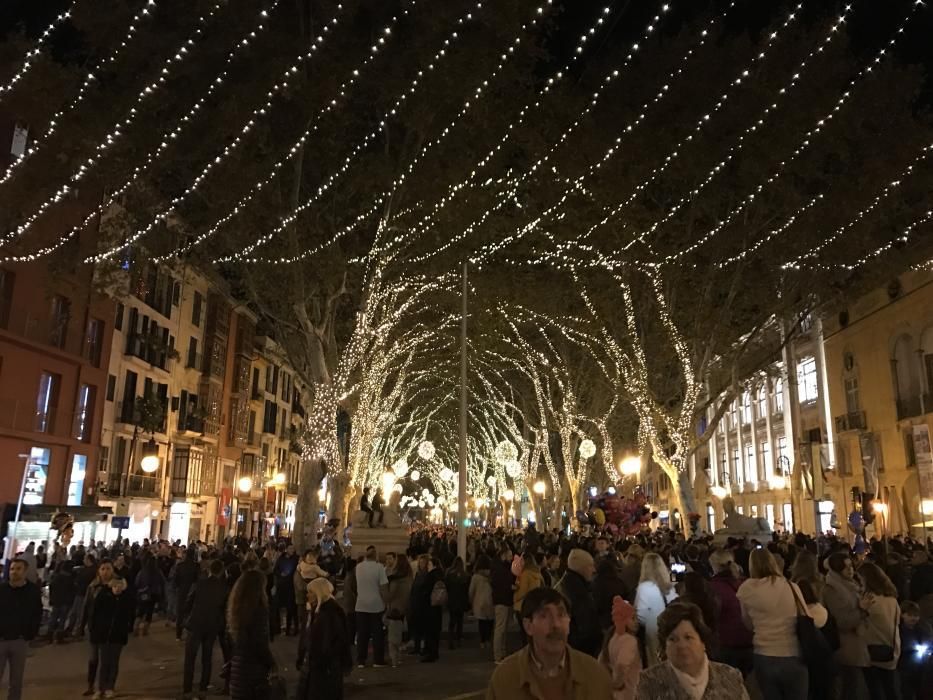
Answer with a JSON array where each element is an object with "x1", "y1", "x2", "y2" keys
[
  {"x1": 192, "y1": 292, "x2": 203, "y2": 327},
  {"x1": 782, "y1": 502, "x2": 794, "y2": 532},
  {"x1": 114, "y1": 302, "x2": 124, "y2": 331},
  {"x1": 187, "y1": 337, "x2": 198, "y2": 369},
  {"x1": 736, "y1": 506, "x2": 744, "y2": 515},
  {"x1": 281, "y1": 374, "x2": 290, "y2": 403},
  {"x1": 741, "y1": 392, "x2": 752, "y2": 424},
  {"x1": 84, "y1": 318, "x2": 103, "y2": 367},
  {"x1": 799, "y1": 313, "x2": 813, "y2": 334},
  {"x1": 121, "y1": 370, "x2": 138, "y2": 423},
  {"x1": 36, "y1": 371, "x2": 60, "y2": 432},
  {"x1": 745, "y1": 444, "x2": 755, "y2": 481},
  {"x1": 106, "y1": 374, "x2": 116, "y2": 402},
  {"x1": 68, "y1": 454, "x2": 87, "y2": 506},
  {"x1": 732, "y1": 449, "x2": 741, "y2": 484},
  {"x1": 773, "y1": 378, "x2": 784, "y2": 413},
  {"x1": 760, "y1": 441, "x2": 773, "y2": 475},
  {"x1": 49, "y1": 295, "x2": 71, "y2": 349},
  {"x1": 263, "y1": 400, "x2": 277, "y2": 434},
  {"x1": 778, "y1": 436, "x2": 789, "y2": 465},
  {"x1": 729, "y1": 401, "x2": 737, "y2": 427},
  {"x1": 10, "y1": 123, "x2": 28, "y2": 157},
  {"x1": 750, "y1": 504, "x2": 759, "y2": 518},
  {"x1": 845, "y1": 376, "x2": 860, "y2": 414},
  {"x1": 251, "y1": 368, "x2": 260, "y2": 397},
  {"x1": 765, "y1": 504, "x2": 776, "y2": 529},
  {"x1": 706, "y1": 503, "x2": 716, "y2": 533},
  {"x1": 797, "y1": 357, "x2": 819, "y2": 403},
  {"x1": 757, "y1": 386, "x2": 768, "y2": 419},
  {"x1": 23, "y1": 447, "x2": 50, "y2": 505},
  {"x1": 73, "y1": 384, "x2": 95, "y2": 442},
  {"x1": 0, "y1": 268, "x2": 14, "y2": 328}
]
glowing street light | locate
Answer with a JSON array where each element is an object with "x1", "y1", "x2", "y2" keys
[
  {"x1": 272, "y1": 472, "x2": 286, "y2": 487},
  {"x1": 533, "y1": 481, "x2": 546, "y2": 495},
  {"x1": 619, "y1": 456, "x2": 641, "y2": 477},
  {"x1": 237, "y1": 476, "x2": 253, "y2": 493},
  {"x1": 140, "y1": 438, "x2": 160, "y2": 473},
  {"x1": 504, "y1": 489, "x2": 515, "y2": 502}
]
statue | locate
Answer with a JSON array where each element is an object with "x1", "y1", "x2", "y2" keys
[{"x1": 713, "y1": 496, "x2": 772, "y2": 542}]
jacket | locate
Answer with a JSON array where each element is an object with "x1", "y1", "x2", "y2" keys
[
  {"x1": 293, "y1": 562, "x2": 328, "y2": 608},
  {"x1": 446, "y1": 570, "x2": 472, "y2": 614},
  {"x1": 297, "y1": 599, "x2": 353, "y2": 700},
  {"x1": 513, "y1": 567, "x2": 544, "y2": 612},
  {"x1": 85, "y1": 581, "x2": 135, "y2": 645},
  {"x1": 230, "y1": 607, "x2": 276, "y2": 700},
  {"x1": 864, "y1": 595, "x2": 901, "y2": 670},
  {"x1": 486, "y1": 644, "x2": 612, "y2": 700},
  {"x1": 707, "y1": 574, "x2": 752, "y2": 649},
  {"x1": 469, "y1": 570, "x2": 495, "y2": 620},
  {"x1": 0, "y1": 581, "x2": 42, "y2": 640},
  {"x1": 593, "y1": 564, "x2": 629, "y2": 630},
  {"x1": 491, "y1": 559, "x2": 515, "y2": 607},
  {"x1": 635, "y1": 659, "x2": 750, "y2": 700},
  {"x1": 49, "y1": 570, "x2": 77, "y2": 607},
  {"x1": 385, "y1": 569, "x2": 413, "y2": 619},
  {"x1": 74, "y1": 564, "x2": 97, "y2": 596},
  {"x1": 634, "y1": 581, "x2": 678, "y2": 663},
  {"x1": 556, "y1": 569, "x2": 602, "y2": 657},
  {"x1": 184, "y1": 574, "x2": 228, "y2": 636},
  {"x1": 823, "y1": 569, "x2": 870, "y2": 667},
  {"x1": 173, "y1": 557, "x2": 200, "y2": 594}
]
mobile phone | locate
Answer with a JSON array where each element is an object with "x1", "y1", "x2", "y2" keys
[{"x1": 671, "y1": 563, "x2": 686, "y2": 574}]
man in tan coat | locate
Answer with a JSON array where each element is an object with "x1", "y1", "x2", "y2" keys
[{"x1": 486, "y1": 586, "x2": 612, "y2": 699}]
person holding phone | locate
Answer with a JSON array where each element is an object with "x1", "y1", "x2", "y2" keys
[{"x1": 83, "y1": 560, "x2": 135, "y2": 698}]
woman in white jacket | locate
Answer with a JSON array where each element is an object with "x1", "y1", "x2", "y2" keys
[
  {"x1": 634, "y1": 553, "x2": 677, "y2": 665},
  {"x1": 859, "y1": 562, "x2": 901, "y2": 700}
]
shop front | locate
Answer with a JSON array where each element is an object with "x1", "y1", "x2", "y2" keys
[{"x1": 2, "y1": 503, "x2": 112, "y2": 559}]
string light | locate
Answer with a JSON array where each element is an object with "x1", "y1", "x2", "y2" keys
[{"x1": 0, "y1": 2, "x2": 76, "y2": 103}]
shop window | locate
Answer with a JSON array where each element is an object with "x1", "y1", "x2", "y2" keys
[
  {"x1": 24, "y1": 447, "x2": 50, "y2": 505},
  {"x1": 68, "y1": 454, "x2": 87, "y2": 506}
]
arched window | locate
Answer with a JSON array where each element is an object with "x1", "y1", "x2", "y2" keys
[{"x1": 892, "y1": 334, "x2": 921, "y2": 418}]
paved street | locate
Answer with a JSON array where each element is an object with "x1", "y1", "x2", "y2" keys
[{"x1": 15, "y1": 617, "x2": 501, "y2": 700}]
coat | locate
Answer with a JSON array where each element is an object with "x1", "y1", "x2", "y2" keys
[
  {"x1": 864, "y1": 595, "x2": 901, "y2": 670},
  {"x1": 184, "y1": 575, "x2": 227, "y2": 636},
  {"x1": 297, "y1": 599, "x2": 353, "y2": 700},
  {"x1": 85, "y1": 581, "x2": 135, "y2": 645},
  {"x1": 593, "y1": 564, "x2": 629, "y2": 630},
  {"x1": 823, "y1": 569, "x2": 870, "y2": 667},
  {"x1": 229, "y1": 607, "x2": 276, "y2": 700},
  {"x1": 446, "y1": 570, "x2": 472, "y2": 614},
  {"x1": 293, "y1": 562, "x2": 328, "y2": 608},
  {"x1": 707, "y1": 573, "x2": 753, "y2": 649},
  {"x1": 490, "y1": 559, "x2": 515, "y2": 607},
  {"x1": 385, "y1": 569, "x2": 413, "y2": 620},
  {"x1": 634, "y1": 581, "x2": 678, "y2": 664},
  {"x1": 469, "y1": 570, "x2": 495, "y2": 620},
  {"x1": 635, "y1": 659, "x2": 750, "y2": 700},
  {"x1": 486, "y1": 645, "x2": 612, "y2": 700},
  {"x1": 555, "y1": 569, "x2": 602, "y2": 657}
]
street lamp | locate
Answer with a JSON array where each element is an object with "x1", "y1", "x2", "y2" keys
[
  {"x1": 140, "y1": 438, "x2": 160, "y2": 473},
  {"x1": 238, "y1": 476, "x2": 253, "y2": 493},
  {"x1": 533, "y1": 481, "x2": 546, "y2": 495},
  {"x1": 504, "y1": 489, "x2": 514, "y2": 502},
  {"x1": 620, "y1": 456, "x2": 641, "y2": 477}
]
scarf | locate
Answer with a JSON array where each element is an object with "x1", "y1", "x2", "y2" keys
[{"x1": 671, "y1": 656, "x2": 709, "y2": 700}]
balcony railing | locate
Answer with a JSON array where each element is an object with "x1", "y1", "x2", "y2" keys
[
  {"x1": 105, "y1": 471, "x2": 160, "y2": 498},
  {"x1": 835, "y1": 410, "x2": 867, "y2": 432},
  {"x1": 115, "y1": 400, "x2": 167, "y2": 433},
  {"x1": 897, "y1": 395, "x2": 931, "y2": 421}
]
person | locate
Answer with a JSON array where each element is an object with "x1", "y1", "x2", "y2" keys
[
  {"x1": 790, "y1": 549, "x2": 825, "y2": 602},
  {"x1": 296, "y1": 577, "x2": 352, "y2": 699},
  {"x1": 601, "y1": 595, "x2": 642, "y2": 700},
  {"x1": 354, "y1": 546, "x2": 389, "y2": 668},
  {"x1": 898, "y1": 600, "x2": 932, "y2": 700},
  {"x1": 419, "y1": 557, "x2": 445, "y2": 663},
  {"x1": 181, "y1": 558, "x2": 227, "y2": 698},
  {"x1": 634, "y1": 552, "x2": 678, "y2": 665},
  {"x1": 0, "y1": 558, "x2": 42, "y2": 700},
  {"x1": 486, "y1": 586, "x2": 613, "y2": 699},
  {"x1": 593, "y1": 557, "x2": 628, "y2": 631},
  {"x1": 823, "y1": 551, "x2": 871, "y2": 699},
  {"x1": 512, "y1": 552, "x2": 544, "y2": 646},
  {"x1": 226, "y1": 569, "x2": 277, "y2": 700},
  {"x1": 635, "y1": 602, "x2": 750, "y2": 699},
  {"x1": 47, "y1": 560, "x2": 76, "y2": 643},
  {"x1": 341, "y1": 557, "x2": 359, "y2": 647},
  {"x1": 273, "y1": 544, "x2": 299, "y2": 636},
  {"x1": 446, "y1": 556, "x2": 471, "y2": 649},
  {"x1": 133, "y1": 552, "x2": 165, "y2": 636},
  {"x1": 555, "y1": 548, "x2": 601, "y2": 657},
  {"x1": 173, "y1": 548, "x2": 200, "y2": 641},
  {"x1": 384, "y1": 552, "x2": 413, "y2": 667},
  {"x1": 736, "y1": 547, "x2": 808, "y2": 700},
  {"x1": 491, "y1": 546, "x2": 515, "y2": 663},
  {"x1": 68, "y1": 554, "x2": 97, "y2": 637},
  {"x1": 370, "y1": 488, "x2": 385, "y2": 528},
  {"x1": 294, "y1": 549, "x2": 328, "y2": 639},
  {"x1": 470, "y1": 554, "x2": 496, "y2": 651},
  {"x1": 619, "y1": 545, "x2": 644, "y2": 597},
  {"x1": 360, "y1": 487, "x2": 383, "y2": 528},
  {"x1": 678, "y1": 572, "x2": 718, "y2": 640},
  {"x1": 860, "y1": 561, "x2": 902, "y2": 699},
  {"x1": 19, "y1": 544, "x2": 37, "y2": 585},
  {"x1": 84, "y1": 560, "x2": 135, "y2": 698}
]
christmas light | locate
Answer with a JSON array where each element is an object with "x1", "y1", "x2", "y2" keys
[
  {"x1": 418, "y1": 440, "x2": 436, "y2": 461},
  {"x1": 0, "y1": 3, "x2": 76, "y2": 104}
]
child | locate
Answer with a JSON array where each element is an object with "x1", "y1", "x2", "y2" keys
[
  {"x1": 899, "y1": 600, "x2": 933, "y2": 700},
  {"x1": 600, "y1": 595, "x2": 642, "y2": 700}
]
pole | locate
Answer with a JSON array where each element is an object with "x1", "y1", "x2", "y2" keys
[
  {"x1": 3, "y1": 454, "x2": 32, "y2": 567},
  {"x1": 457, "y1": 260, "x2": 468, "y2": 563}
]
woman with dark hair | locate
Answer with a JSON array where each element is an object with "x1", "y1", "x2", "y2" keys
[
  {"x1": 416, "y1": 557, "x2": 445, "y2": 663},
  {"x1": 859, "y1": 562, "x2": 902, "y2": 699},
  {"x1": 84, "y1": 560, "x2": 135, "y2": 698},
  {"x1": 226, "y1": 569, "x2": 277, "y2": 700},
  {"x1": 636, "y1": 602, "x2": 749, "y2": 699},
  {"x1": 678, "y1": 572, "x2": 718, "y2": 639},
  {"x1": 385, "y1": 552, "x2": 413, "y2": 667},
  {"x1": 407, "y1": 554, "x2": 429, "y2": 656},
  {"x1": 445, "y1": 556, "x2": 471, "y2": 649}
]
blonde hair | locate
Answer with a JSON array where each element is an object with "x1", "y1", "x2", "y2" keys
[
  {"x1": 748, "y1": 548, "x2": 782, "y2": 579},
  {"x1": 307, "y1": 576, "x2": 335, "y2": 612},
  {"x1": 639, "y1": 552, "x2": 672, "y2": 595},
  {"x1": 707, "y1": 548, "x2": 735, "y2": 575}
]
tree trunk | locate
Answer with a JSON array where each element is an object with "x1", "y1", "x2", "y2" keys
[
  {"x1": 293, "y1": 457, "x2": 326, "y2": 552},
  {"x1": 329, "y1": 474, "x2": 356, "y2": 528}
]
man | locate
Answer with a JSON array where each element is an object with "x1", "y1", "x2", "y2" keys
[
  {"x1": 273, "y1": 544, "x2": 299, "y2": 635},
  {"x1": 181, "y1": 559, "x2": 227, "y2": 698},
  {"x1": 0, "y1": 558, "x2": 43, "y2": 700},
  {"x1": 360, "y1": 486, "x2": 384, "y2": 528},
  {"x1": 594, "y1": 535, "x2": 612, "y2": 562},
  {"x1": 354, "y1": 546, "x2": 389, "y2": 668},
  {"x1": 555, "y1": 548, "x2": 601, "y2": 657},
  {"x1": 370, "y1": 488, "x2": 385, "y2": 528},
  {"x1": 68, "y1": 553, "x2": 98, "y2": 637},
  {"x1": 486, "y1": 586, "x2": 611, "y2": 699},
  {"x1": 173, "y1": 548, "x2": 200, "y2": 641},
  {"x1": 490, "y1": 546, "x2": 515, "y2": 663}
]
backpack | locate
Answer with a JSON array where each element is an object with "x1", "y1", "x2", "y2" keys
[{"x1": 431, "y1": 580, "x2": 448, "y2": 607}]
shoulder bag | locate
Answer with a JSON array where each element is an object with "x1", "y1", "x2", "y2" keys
[
  {"x1": 867, "y1": 600, "x2": 897, "y2": 663},
  {"x1": 788, "y1": 580, "x2": 833, "y2": 666}
]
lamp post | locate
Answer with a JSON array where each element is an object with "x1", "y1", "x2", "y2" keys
[{"x1": 2, "y1": 453, "x2": 31, "y2": 568}]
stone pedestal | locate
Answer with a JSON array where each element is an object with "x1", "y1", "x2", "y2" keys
[{"x1": 346, "y1": 509, "x2": 410, "y2": 560}]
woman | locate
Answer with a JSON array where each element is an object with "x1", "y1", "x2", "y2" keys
[
  {"x1": 859, "y1": 562, "x2": 901, "y2": 700},
  {"x1": 227, "y1": 569, "x2": 277, "y2": 700},
  {"x1": 445, "y1": 557, "x2": 471, "y2": 649},
  {"x1": 706, "y1": 549, "x2": 753, "y2": 676},
  {"x1": 296, "y1": 577, "x2": 352, "y2": 699},
  {"x1": 133, "y1": 552, "x2": 165, "y2": 636},
  {"x1": 823, "y1": 551, "x2": 871, "y2": 698},
  {"x1": 385, "y1": 552, "x2": 413, "y2": 667},
  {"x1": 736, "y1": 548, "x2": 808, "y2": 700},
  {"x1": 407, "y1": 555, "x2": 430, "y2": 656},
  {"x1": 789, "y1": 549, "x2": 824, "y2": 602},
  {"x1": 468, "y1": 554, "x2": 495, "y2": 651},
  {"x1": 634, "y1": 552, "x2": 678, "y2": 665},
  {"x1": 512, "y1": 552, "x2": 544, "y2": 646},
  {"x1": 636, "y1": 602, "x2": 749, "y2": 699},
  {"x1": 415, "y1": 557, "x2": 444, "y2": 662},
  {"x1": 678, "y1": 572, "x2": 718, "y2": 639},
  {"x1": 83, "y1": 560, "x2": 135, "y2": 698},
  {"x1": 294, "y1": 549, "x2": 328, "y2": 638}
]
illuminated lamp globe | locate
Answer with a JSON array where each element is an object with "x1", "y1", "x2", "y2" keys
[
  {"x1": 532, "y1": 481, "x2": 546, "y2": 495},
  {"x1": 273, "y1": 472, "x2": 286, "y2": 486},
  {"x1": 710, "y1": 485, "x2": 729, "y2": 499},
  {"x1": 486, "y1": 475, "x2": 496, "y2": 487},
  {"x1": 237, "y1": 476, "x2": 253, "y2": 493},
  {"x1": 418, "y1": 440, "x2": 436, "y2": 461},
  {"x1": 439, "y1": 467, "x2": 454, "y2": 482},
  {"x1": 437, "y1": 495, "x2": 446, "y2": 505},
  {"x1": 505, "y1": 459, "x2": 521, "y2": 479},
  {"x1": 140, "y1": 438, "x2": 160, "y2": 473},
  {"x1": 620, "y1": 455, "x2": 642, "y2": 477},
  {"x1": 579, "y1": 439, "x2": 597, "y2": 460},
  {"x1": 769, "y1": 475, "x2": 787, "y2": 491},
  {"x1": 411, "y1": 469, "x2": 420, "y2": 481},
  {"x1": 504, "y1": 489, "x2": 515, "y2": 501},
  {"x1": 494, "y1": 440, "x2": 518, "y2": 466},
  {"x1": 418, "y1": 499, "x2": 425, "y2": 508},
  {"x1": 422, "y1": 488, "x2": 430, "y2": 496},
  {"x1": 392, "y1": 458, "x2": 409, "y2": 478}
]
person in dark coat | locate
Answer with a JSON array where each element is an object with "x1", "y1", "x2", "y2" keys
[
  {"x1": 407, "y1": 555, "x2": 429, "y2": 655},
  {"x1": 554, "y1": 548, "x2": 601, "y2": 657},
  {"x1": 297, "y1": 577, "x2": 353, "y2": 699},
  {"x1": 413, "y1": 557, "x2": 445, "y2": 662},
  {"x1": 47, "y1": 560, "x2": 76, "y2": 642},
  {"x1": 0, "y1": 558, "x2": 43, "y2": 700},
  {"x1": 227, "y1": 569, "x2": 277, "y2": 700},
  {"x1": 591, "y1": 557, "x2": 628, "y2": 631},
  {"x1": 445, "y1": 557, "x2": 471, "y2": 649},
  {"x1": 67, "y1": 554, "x2": 97, "y2": 637},
  {"x1": 84, "y1": 561, "x2": 135, "y2": 697},
  {"x1": 182, "y1": 559, "x2": 228, "y2": 696},
  {"x1": 173, "y1": 548, "x2": 200, "y2": 641},
  {"x1": 273, "y1": 544, "x2": 299, "y2": 635},
  {"x1": 133, "y1": 552, "x2": 165, "y2": 636}
]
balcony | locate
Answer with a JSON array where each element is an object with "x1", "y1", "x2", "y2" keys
[
  {"x1": 835, "y1": 411, "x2": 867, "y2": 433},
  {"x1": 185, "y1": 352, "x2": 203, "y2": 372},
  {"x1": 125, "y1": 333, "x2": 173, "y2": 372},
  {"x1": 176, "y1": 413, "x2": 204, "y2": 435},
  {"x1": 115, "y1": 400, "x2": 168, "y2": 434},
  {"x1": 105, "y1": 471, "x2": 160, "y2": 498},
  {"x1": 897, "y1": 395, "x2": 931, "y2": 421}
]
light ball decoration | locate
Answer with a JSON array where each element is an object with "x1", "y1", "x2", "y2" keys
[
  {"x1": 439, "y1": 466, "x2": 454, "y2": 482},
  {"x1": 504, "y1": 489, "x2": 515, "y2": 501},
  {"x1": 505, "y1": 459, "x2": 522, "y2": 479},
  {"x1": 494, "y1": 440, "x2": 518, "y2": 466},
  {"x1": 411, "y1": 469, "x2": 420, "y2": 481},
  {"x1": 393, "y1": 483, "x2": 403, "y2": 494},
  {"x1": 486, "y1": 475, "x2": 496, "y2": 487},
  {"x1": 392, "y1": 458, "x2": 409, "y2": 478},
  {"x1": 418, "y1": 440, "x2": 436, "y2": 461},
  {"x1": 421, "y1": 487, "x2": 431, "y2": 496},
  {"x1": 418, "y1": 499, "x2": 425, "y2": 508},
  {"x1": 579, "y1": 438, "x2": 597, "y2": 460}
]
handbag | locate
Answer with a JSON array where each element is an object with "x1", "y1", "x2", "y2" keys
[
  {"x1": 788, "y1": 580, "x2": 833, "y2": 666},
  {"x1": 867, "y1": 602, "x2": 897, "y2": 663}
]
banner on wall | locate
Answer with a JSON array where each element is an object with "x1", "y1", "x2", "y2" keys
[{"x1": 914, "y1": 425, "x2": 933, "y2": 502}]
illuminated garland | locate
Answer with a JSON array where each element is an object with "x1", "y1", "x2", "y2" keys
[{"x1": 0, "y1": 2, "x2": 77, "y2": 104}]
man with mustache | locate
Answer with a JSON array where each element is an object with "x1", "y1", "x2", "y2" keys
[{"x1": 486, "y1": 586, "x2": 612, "y2": 699}]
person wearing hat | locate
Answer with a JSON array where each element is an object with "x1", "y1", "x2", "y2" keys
[
  {"x1": 600, "y1": 596, "x2": 642, "y2": 700},
  {"x1": 555, "y1": 548, "x2": 601, "y2": 657},
  {"x1": 486, "y1": 586, "x2": 612, "y2": 699}
]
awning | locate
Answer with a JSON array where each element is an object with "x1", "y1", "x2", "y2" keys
[{"x1": 2, "y1": 503, "x2": 113, "y2": 524}]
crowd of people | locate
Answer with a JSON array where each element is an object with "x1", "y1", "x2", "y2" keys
[{"x1": 0, "y1": 522, "x2": 932, "y2": 699}]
